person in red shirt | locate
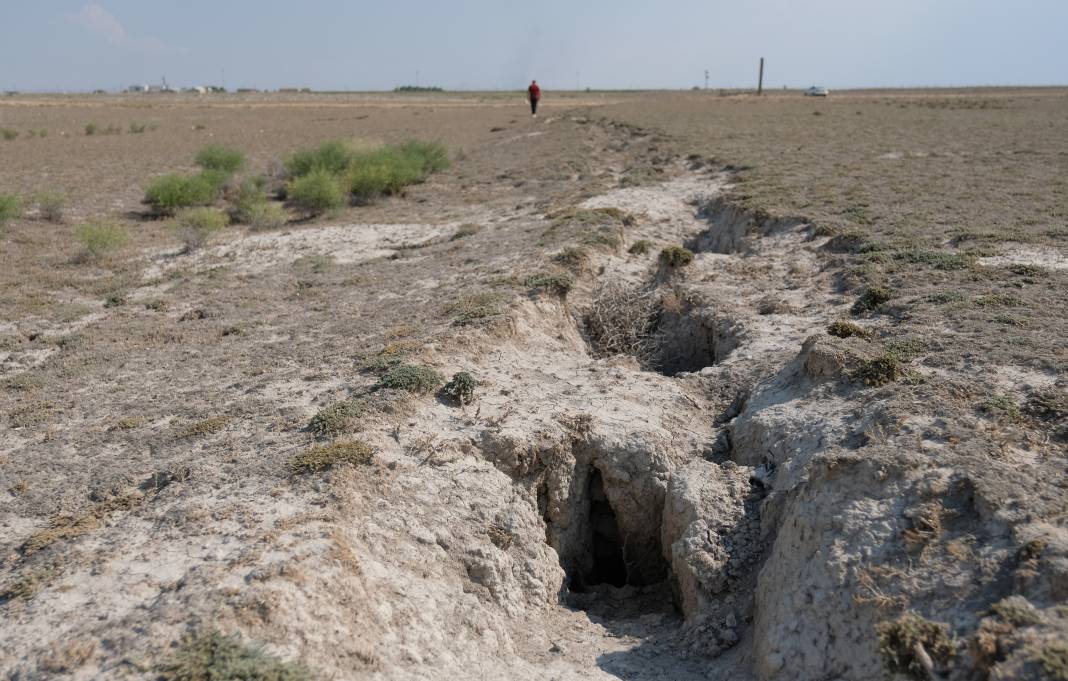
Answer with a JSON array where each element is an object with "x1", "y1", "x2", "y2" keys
[{"x1": 527, "y1": 80, "x2": 541, "y2": 118}]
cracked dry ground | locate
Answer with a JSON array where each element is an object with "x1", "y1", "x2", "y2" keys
[{"x1": 2, "y1": 104, "x2": 1068, "y2": 681}]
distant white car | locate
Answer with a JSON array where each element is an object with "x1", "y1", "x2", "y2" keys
[{"x1": 804, "y1": 86, "x2": 830, "y2": 97}]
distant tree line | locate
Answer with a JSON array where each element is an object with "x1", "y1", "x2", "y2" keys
[{"x1": 394, "y1": 85, "x2": 444, "y2": 93}]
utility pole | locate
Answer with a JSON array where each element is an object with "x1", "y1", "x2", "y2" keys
[
  {"x1": 704, "y1": 70, "x2": 709, "y2": 90},
  {"x1": 757, "y1": 58, "x2": 764, "y2": 95}
]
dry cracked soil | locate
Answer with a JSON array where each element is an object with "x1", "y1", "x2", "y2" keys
[{"x1": 1, "y1": 89, "x2": 1067, "y2": 680}]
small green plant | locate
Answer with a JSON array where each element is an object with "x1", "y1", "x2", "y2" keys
[
  {"x1": 659, "y1": 245, "x2": 695, "y2": 268},
  {"x1": 451, "y1": 223, "x2": 482, "y2": 240},
  {"x1": 989, "y1": 595, "x2": 1040, "y2": 626},
  {"x1": 286, "y1": 140, "x2": 355, "y2": 178},
  {"x1": 0, "y1": 194, "x2": 21, "y2": 225},
  {"x1": 245, "y1": 202, "x2": 288, "y2": 230},
  {"x1": 309, "y1": 399, "x2": 366, "y2": 439},
  {"x1": 1040, "y1": 642, "x2": 1068, "y2": 681},
  {"x1": 526, "y1": 271, "x2": 574, "y2": 297},
  {"x1": 442, "y1": 372, "x2": 477, "y2": 405},
  {"x1": 175, "y1": 415, "x2": 230, "y2": 439},
  {"x1": 855, "y1": 352, "x2": 904, "y2": 386},
  {"x1": 128, "y1": 122, "x2": 147, "y2": 134},
  {"x1": 157, "y1": 630, "x2": 313, "y2": 681},
  {"x1": 1, "y1": 128, "x2": 18, "y2": 141},
  {"x1": 628, "y1": 239, "x2": 652, "y2": 255},
  {"x1": 376, "y1": 363, "x2": 443, "y2": 394},
  {"x1": 288, "y1": 439, "x2": 372, "y2": 474},
  {"x1": 32, "y1": 191, "x2": 65, "y2": 223},
  {"x1": 288, "y1": 168, "x2": 344, "y2": 215},
  {"x1": 876, "y1": 612, "x2": 955, "y2": 680},
  {"x1": 979, "y1": 395, "x2": 1022, "y2": 422},
  {"x1": 74, "y1": 222, "x2": 129, "y2": 261},
  {"x1": 145, "y1": 173, "x2": 221, "y2": 214},
  {"x1": 173, "y1": 207, "x2": 229, "y2": 252},
  {"x1": 827, "y1": 320, "x2": 872, "y2": 339},
  {"x1": 444, "y1": 293, "x2": 503, "y2": 324},
  {"x1": 851, "y1": 285, "x2": 894, "y2": 315},
  {"x1": 195, "y1": 145, "x2": 245, "y2": 173},
  {"x1": 84, "y1": 123, "x2": 98, "y2": 136}
]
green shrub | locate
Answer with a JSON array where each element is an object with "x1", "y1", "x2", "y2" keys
[
  {"x1": 157, "y1": 630, "x2": 313, "y2": 681},
  {"x1": 854, "y1": 352, "x2": 904, "y2": 386},
  {"x1": 231, "y1": 177, "x2": 269, "y2": 221},
  {"x1": 288, "y1": 440, "x2": 372, "y2": 474},
  {"x1": 659, "y1": 246, "x2": 695, "y2": 268},
  {"x1": 174, "y1": 415, "x2": 230, "y2": 439},
  {"x1": 173, "y1": 207, "x2": 229, "y2": 252},
  {"x1": 397, "y1": 139, "x2": 450, "y2": 174},
  {"x1": 876, "y1": 612, "x2": 955, "y2": 680},
  {"x1": 0, "y1": 194, "x2": 20, "y2": 224},
  {"x1": 376, "y1": 364, "x2": 443, "y2": 394},
  {"x1": 1041, "y1": 642, "x2": 1068, "y2": 681},
  {"x1": 827, "y1": 320, "x2": 872, "y2": 339},
  {"x1": 245, "y1": 202, "x2": 288, "y2": 230},
  {"x1": 442, "y1": 372, "x2": 477, "y2": 405},
  {"x1": 84, "y1": 123, "x2": 98, "y2": 136},
  {"x1": 128, "y1": 122, "x2": 147, "y2": 134},
  {"x1": 346, "y1": 163, "x2": 393, "y2": 203},
  {"x1": 195, "y1": 145, "x2": 245, "y2": 173},
  {"x1": 309, "y1": 399, "x2": 366, "y2": 439},
  {"x1": 286, "y1": 140, "x2": 354, "y2": 178},
  {"x1": 74, "y1": 222, "x2": 129, "y2": 261},
  {"x1": 145, "y1": 173, "x2": 220, "y2": 214},
  {"x1": 1, "y1": 128, "x2": 18, "y2": 141},
  {"x1": 32, "y1": 191, "x2": 65, "y2": 223},
  {"x1": 288, "y1": 169, "x2": 344, "y2": 215},
  {"x1": 526, "y1": 271, "x2": 574, "y2": 297},
  {"x1": 851, "y1": 285, "x2": 894, "y2": 315},
  {"x1": 628, "y1": 239, "x2": 652, "y2": 255}
]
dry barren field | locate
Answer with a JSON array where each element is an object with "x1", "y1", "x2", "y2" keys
[{"x1": 1, "y1": 89, "x2": 1066, "y2": 680}]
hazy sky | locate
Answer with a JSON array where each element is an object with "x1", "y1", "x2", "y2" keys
[{"x1": 3, "y1": 1, "x2": 1066, "y2": 91}]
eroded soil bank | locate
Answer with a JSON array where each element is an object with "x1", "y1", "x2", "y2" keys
[{"x1": 2, "y1": 107, "x2": 1066, "y2": 680}]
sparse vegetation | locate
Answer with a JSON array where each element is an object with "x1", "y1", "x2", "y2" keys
[
  {"x1": 855, "y1": 352, "x2": 905, "y2": 386},
  {"x1": 1040, "y1": 642, "x2": 1068, "y2": 681},
  {"x1": 1, "y1": 128, "x2": 18, "y2": 141},
  {"x1": 444, "y1": 293, "x2": 504, "y2": 324},
  {"x1": 0, "y1": 194, "x2": 21, "y2": 225},
  {"x1": 628, "y1": 239, "x2": 652, "y2": 255},
  {"x1": 309, "y1": 399, "x2": 366, "y2": 439},
  {"x1": 32, "y1": 191, "x2": 65, "y2": 222},
  {"x1": 157, "y1": 630, "x2": 313, "y2": 681},
  {"x1": 288, "y1": 439, "x2": 372, "y2": 474},
  {"x1": 876, "y1": 612, "x2": 955, "y2": 679},
  {"x1": 827, "y1": 320, "x2": 872, "y2": 339},
  {"x1": 196, "y1": 145, "x2": 245, "y2": 174},
  {"x1": 526, "y1": 271, "x2": 574, "y2": 297},
  {"x1": 244, "y1": 201, "x2": 288, "y2": 230},
  {"x1": 0, "y1": 566, "x2": 58, "y2": 604},
  {"x1": 376, "y1": 363, "x2": 443, "y2": 394},
  {"x1": 74, "y1": 222, "x2": 129, "y2": 261},
  {"x1": 175, "y1": 415, "x2": 230, "y2": 439},
  {"x1": 979, "y1": 395, "x2": 1022, "y2": 421},
  {"x1": 852, "y1": 285, "x2": 894, "y2": 315},
  {"x1": 442, "y1": 372, "x2": 477, "y2": 405},
  {"x1": 172, "y1": 207, "x2": 229, "y2": 252},
  {"x1": 585, "y1": 281, "x2": 659, "y2": 359},
  {"x1": 659, "y1": 245, "x2": 694, "y2": 268},
  {"x1": 989, "y1": 595, "x2": 1040, "y2": 626},
  {"x1": 555, "y1": 246, "x2": 591, "y2": 271}
]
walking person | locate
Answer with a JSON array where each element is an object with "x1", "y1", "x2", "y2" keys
[{"x1": 527, "y1": 80, "x2": 541, "y2": 118}]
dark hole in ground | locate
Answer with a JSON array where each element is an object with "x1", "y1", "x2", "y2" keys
[{"x1": 585, "y1": 469, "x2": 628, "y2": 588}]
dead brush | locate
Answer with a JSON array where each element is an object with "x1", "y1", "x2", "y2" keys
[{"x1": 584, "y1": 281, "x2": 660, "y2": 360}]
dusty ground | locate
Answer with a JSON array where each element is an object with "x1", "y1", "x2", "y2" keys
[{"x1": 1, "y1": 90, "x2": 1066, "y2": 680}]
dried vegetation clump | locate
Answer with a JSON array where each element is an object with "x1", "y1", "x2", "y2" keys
[
  {"x1": 309, "y1": 399, "x2": 366, "y2": 439},
  {"x1": 288, "y1": 440, "x2": 373, "y2": 474},
  {"x1": 157, "y1": 630, "x2": 313, "y2": 681},
  {"x1": 584, "y1": 281, "x2": 659, "y2": 359},
  {"x1": 376, "y1": 364, "x2": 444, "y2": 394},
  {"x1": 659, "y1": 245, "x2": 694, "y2": 268},
  {"x1": 876, "y1": 612, "x2": 956, "y2": 680}
]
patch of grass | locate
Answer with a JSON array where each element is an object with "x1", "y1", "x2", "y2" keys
[
  {"x1": 451, "y1": 223, "x2": 482, "y2": 240},
  {"x1": 628, "y1": 239, "x2": 652, "y2": 255},
  {"x1": 989, "y1": 595, "x2": 1040, "y2": 626},
  {"x1": 0, "y1": 566, "x2": 58, "y2": 604},
  {"x1": 172, "y1": 207, "x2": 229, "y2": 252},
  {"x1": 145, "y1": 173, "x2": 222, "y2": 215},
  {"x1": 898, "y1": 249, "x2": 976, "y2": 270},
  {"x1": 175, "y1": 415, "x2": 230, "y2": 439},
  {"x1": 0, "y1": 194, "x2": 21, "y2": 225},
  {"x1": 84, "y1": 123, "x2": 98, "y2": 136},
  {"x1": 443, "y1": 293, "x2": 504, "y2": 324},
  {"x1": 1, "y1": 128, "x2": 18, "y2": 141},
  {"x1": 288, "y1": 439, "x2": 372, "y2": 474},
  {"x1": 74, "y1": 222, "x2": 129, "y2": 261},
  {"x1": 555, "y1": 246, "x2": 591, "y2": 271},
  {"x1": 876, "y1": 612, "x2": 955, "y2": 680},
  {"x1": 923, "y1": 291, "x2": 966, "y2": 305},
  {"x1": 1040, "y1": 642, "x2": 1068, "y2": 681},
  {"x1": 1007, "y1": 263, "x2": 1049, "y2": 278},
  {"x1": 442, "y1": 371, "x2": 477, "y2": 405},
  {"x1": 883, "y1": 337, "x2": 928, "y2": 360},
  {"x1": 195, "y1": 145, "x2": 245, "y2": 173},
  {"x1": 113, "y1": 415, "x2": 145, "y2": 431},
  {"x1": 244, "y1": 202, "x2": 288, "y2": 230},
  {"x1": 979, "y1": 395, "x2": 1022, "y2": 422},
  {"x1": 526, "y1": 271, "x2": 574, "y2": 297},
  {"x1": 854, "y1": 352, "x2": 905, "y2": 387},
  {"x1": 288, "y1": 169, "x2": 344, "y2": 215},
  {"x1": 376, "y1": 364, "x2": 443, "y2": 394},
  {"x1": 157, "y1": 630, "x2": 313, "y2": 681},
  {"x1": 32, "y1": 191, "x2": 65, "y2": 222},
  {"x1": 128, "y1": 122, "x2": 147, "y2": 134},
  {"x1": 827, "y1": 320, "x2": 873, "y2": 339},
  {"x1": 851, "y1": 285, "x2": 893, "y2": 315},
  {"x1": 286, "y1": 140, "x2": 357, "y2": 178},
  {"x1": 309, "y1": 399, "x2": 366, "y2": 439},
  {"x1": 973, "y1": 293, "x2": 1024, "y2": 308},
  {"x1": 659, "y1": 245, "x2": 695, "y2": 268}
]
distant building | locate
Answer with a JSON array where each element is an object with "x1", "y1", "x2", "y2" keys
[{"x1": 127, "y1": 84, "x2": 149, "y2": 93}]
